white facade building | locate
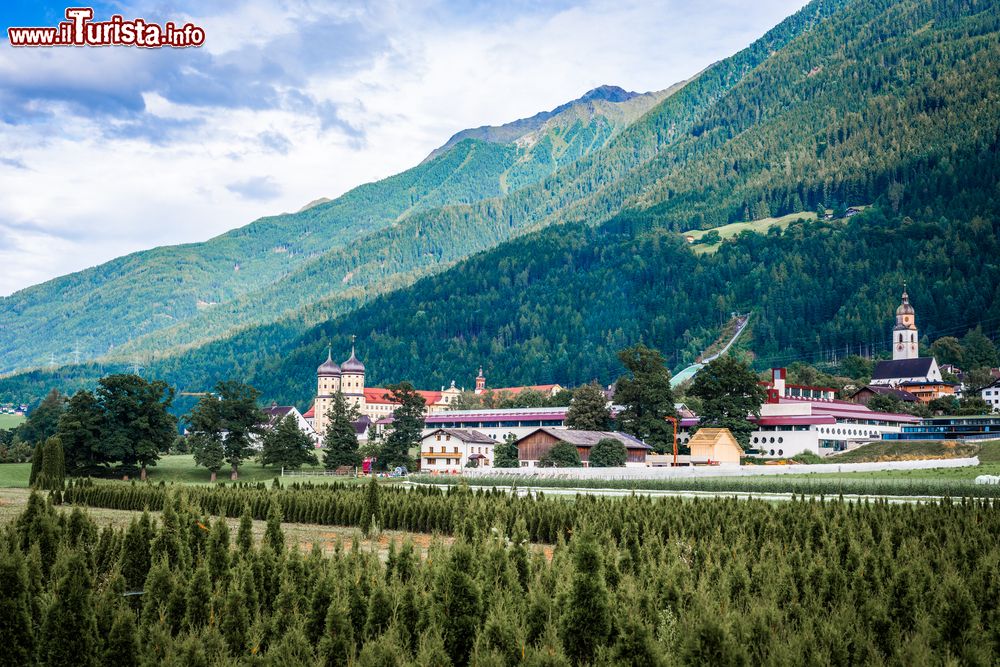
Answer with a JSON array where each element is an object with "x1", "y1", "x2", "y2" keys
[
  {"x1": 419, "y1": 428, "x2": 495, "y2": 473},
  {"x1": 752, "y1": 369, "x2": 919, "y2": 458},
  {"x1": 982, "y1": 380, "x2": 1000, "y2": 412}
]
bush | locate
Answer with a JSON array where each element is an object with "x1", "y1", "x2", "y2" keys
[
  {"x1": 790, "y1": 450, "x2": 823, "y2": 464},
  {"x1": 538, "y1": 441, "x2": 582, "y2": 468},
  {"x1": 589, "y1": 438, "x2": 628, "y2": 467}
]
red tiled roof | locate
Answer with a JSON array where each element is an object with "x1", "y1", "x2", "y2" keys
[
  {"x1": 777, "y1": 396, "x2": 918, "y2": 423},
  {"x1": 754, "y1": 415, "x2": 837, "y2": 426},
  {"x1": 364, "y1": 387, "x2": 443, "y2": 405},
  {"x1": 486, "y1": 384, "x2": 560, "y2": 396}
]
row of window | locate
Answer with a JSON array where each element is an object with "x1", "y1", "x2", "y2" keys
[
  {"x1": 753, "y1": 436, "x2": 784, "y2": 444},
  {"x1": 428, "y1": 420, "x2": 564, "y2": 429},
  {"x1": 425, "y1": 458, "x2": 460, "y2": 466},
  {"x1": 817, "y1": 426, "x2": 881, "y2": 438},
  {"x1": 426, "y1": 446, "x2": 460, "y2": 454}
]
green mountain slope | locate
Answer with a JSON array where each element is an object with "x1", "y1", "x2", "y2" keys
[
  {"x1": 101, "y1": 1, "x2": 840, "y2": 361},
  {"x1": 4, "y1": 0, "x2": 1000, "y2": 411},
  {"x1": 0, "y1": 85, "x2": 670, "y2": 375}
]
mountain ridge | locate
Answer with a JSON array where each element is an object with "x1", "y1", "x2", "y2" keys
[{"x1": 421, "y1": 84, "x2": 660, "y2": 163}]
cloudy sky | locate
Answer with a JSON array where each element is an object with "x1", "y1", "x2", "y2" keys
[{"x1": 0, "y1": 0, "x2": 808, "y2": 296}]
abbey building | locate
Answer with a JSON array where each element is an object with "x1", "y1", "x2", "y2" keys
[{"x1": 307, "y1": 346, "x2": 563, "y2": 437}]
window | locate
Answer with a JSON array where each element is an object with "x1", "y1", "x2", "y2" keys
[
  {"x1": 778, "y1": 449, "x2": 783, "y2": 456},
  {"x1": 777, "y1": 437, "x2": 783, "y2": 444},
  {"x1": 446, "y1": 434, "x2": 451, "y2": 441},
  {"x1": 436, "y1": 434, "x2": 441, "y2": 441},
  {"x1": 769, "y1": 449, "x2": 775, "y2": 456},
  {"x1": 453, "y1": 447, "x2": 459, "y2": 453}
]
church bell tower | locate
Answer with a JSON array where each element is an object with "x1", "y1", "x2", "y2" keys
[{"x1": 892, "y1": 285, "x2": 919, "y2": 360}]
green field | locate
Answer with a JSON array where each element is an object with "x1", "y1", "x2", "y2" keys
[
  {"x1": 145, "y1": 454, "x2": 332, "y2": 485},
  {"x1": 825, "y1": 439, "x2": 981, "y2": 463},
  {"x1": 0, "y1": 454, "x2": 365, "y2": 489},
  {"x1": 0, "y1": 462, "x2": 30, "y2": 488},
  {"x1": 0, "y1": 414, "x2": 25, "y2": 429},
  {"x1": 681, "y1": 208, "x2": 867, "y2": 255},
  {"x1": 682, "y1": 211, "x2": 817, "y2": 254}
]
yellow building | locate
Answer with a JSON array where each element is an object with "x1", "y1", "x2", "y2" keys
[{"x1": 688, "y1": 428, "x2": 743, "y2": 466}]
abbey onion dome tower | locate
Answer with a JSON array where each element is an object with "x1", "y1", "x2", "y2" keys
[
  {"x1": 314, "y1": 348, "x2": 341, "y2": 436},
  {"x1": 893, "y1": 286, "x2": 919, "y2": 361},
  {"x1": 340, "y1": 343, "x2": 366, "y2": 409}
]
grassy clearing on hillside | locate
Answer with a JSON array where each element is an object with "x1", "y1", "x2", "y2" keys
[
  {"x1": 0, "y1": 414, "x2": 24, "y2": 429},
  {"x1": 827, "y1": 439, "x2": 981, "y2": 463},
  {"x1": 682, "y1": 211, "x2": 818, "y2": 254}
]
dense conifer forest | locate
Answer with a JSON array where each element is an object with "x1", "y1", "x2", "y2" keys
[{"x1": 4, "y1": 481, "x2": 998, "y2": 665}]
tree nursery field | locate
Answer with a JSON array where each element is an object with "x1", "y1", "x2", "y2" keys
[{"x1": 1, "y1": 478, "x2": 997, "y2": 665}]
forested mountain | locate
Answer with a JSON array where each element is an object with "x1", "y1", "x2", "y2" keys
[
  {"x1": 3, "y1": 0, "x2": 1000, "y2": 412},
  {"x1": 0, "y1": 85, "x2": 673, "y2": 375},
  {"x1": 97, "y1": 0, "x2": 842, "y2": 361}
]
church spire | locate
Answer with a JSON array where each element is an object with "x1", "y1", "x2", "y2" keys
[{"x1": 892, "y1": 283, "x2": 918, "y2": 360}]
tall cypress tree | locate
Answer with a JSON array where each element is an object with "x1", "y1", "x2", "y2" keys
[
  {"x1": 206, "y1": 517, "x2": 231, "y2": 585},
  {"x1": 103, "y1": 606, "x2": 140, "y2": 667},
  {"x1": 319, "y1": 598, "x2": 355, "y2": 667},
  {"x1": 360, "y1": 474, "x2": 381, "y2": 538},
  {"x1": 38, "y1": 436, "x2": 65, "y2": 490},
  {"x1": 434, "y1": 542, "x2": 481, "y2": 665},
  {"x1": 0, "y1": 547, "x2": 34, "y2": 666},
  {"x1": 323, "y1": 391, "x2": 362, "y2": 469},
  {"x1": 236, "y1": 504, "x2": 254, "y2": 554},
  {"x1": 28, "y1": 443, "x2": 44, "y2": 487},
  {"x1": 184, "y1": 563, "x2": 212, "y2": 631},
  {"x1": 558, "y1": 528, "x2": 611, "y2": 664},
  {"x1": 41, "y1": 551, "x2": 99, "y2": 667},
  {"x1": 264, "y1": 499, "x2": 285, "y2": 555}
]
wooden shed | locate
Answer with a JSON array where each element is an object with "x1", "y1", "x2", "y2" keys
[
  {"x1": 514, "y1": 428, "x2": 651, "y2": 467},
  {"x1": 688, "y1": 428, "x2": 743, "y2": 466}
]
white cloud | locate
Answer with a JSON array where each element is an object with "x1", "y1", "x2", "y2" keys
[{"x1": 0, "y1": 0, "x2": 808, "y2": 296}]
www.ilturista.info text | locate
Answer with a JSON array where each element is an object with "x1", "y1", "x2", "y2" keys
[{"x1": 7, "y1": 8, "x2": 205, "y2": 48}]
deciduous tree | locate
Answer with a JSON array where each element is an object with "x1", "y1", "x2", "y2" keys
[
  {"x1": 689, "y1": 356, "x2": 766, "y2": 448},
  {"x1": 261, "y1": 415, "x2": 318, "y2": 470},
  {"x1": 538, "y1": 441, "x2": 581, "y2": 468},
  {"x1": 615, "y1": 344, "x2": 677, "y2": 453},
  {"x1": 379, "y1": 382, "x2": 424, "y2": 471},
  {"x1": 589, "y1": 437, "x2": 627, "y2": 467},
  {"x1": 565, "y1": 381, "x2": 612, "y2": 431},
  {"x1": 493, "y1": 433, "x2": 520, "y2": 468}
]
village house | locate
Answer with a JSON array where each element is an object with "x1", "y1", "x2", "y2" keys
[{"x1": 419, "y1": 428, "x2": 495, "y2": 473}]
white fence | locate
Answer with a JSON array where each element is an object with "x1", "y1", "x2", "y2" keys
[{"x1": 463, "y1": 457, "x2": 980, "y2": 481}]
